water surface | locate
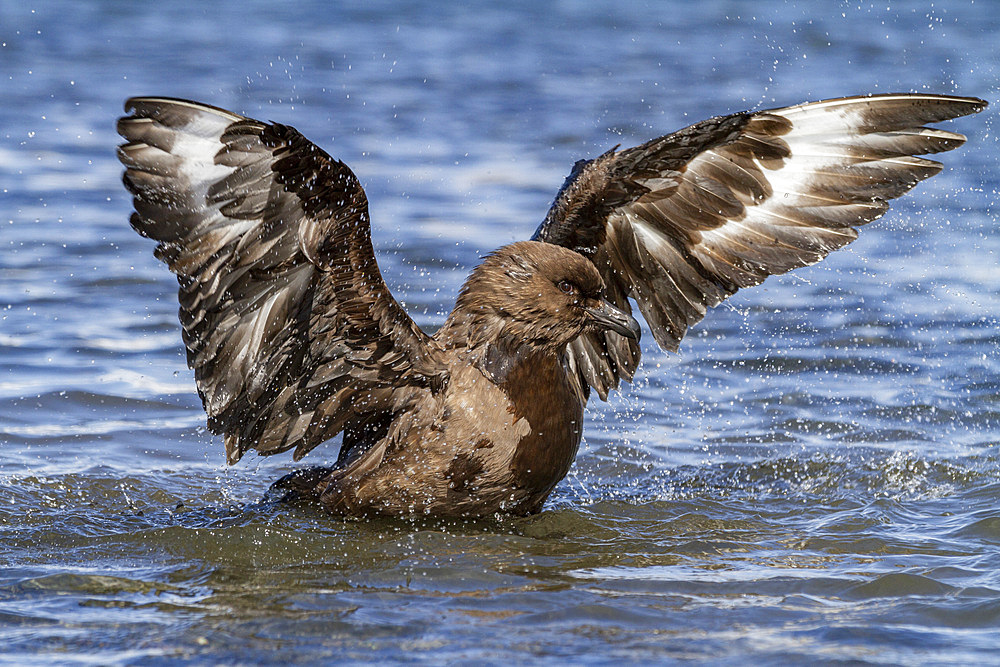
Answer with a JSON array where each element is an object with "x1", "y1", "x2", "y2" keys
[{"x1": 2, "y1": 1, "x2": 999, "y2": 663}]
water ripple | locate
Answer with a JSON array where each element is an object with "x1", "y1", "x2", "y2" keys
[{"x1": 2, "y1": 0, "x2": 999, "y2": 663}]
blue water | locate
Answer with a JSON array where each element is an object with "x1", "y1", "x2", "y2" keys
[{"x1": 2, "y1": 1, "x2": 999, "y2": 663}]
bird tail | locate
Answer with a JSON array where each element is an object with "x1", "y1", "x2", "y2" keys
[{"x1": 264, "y1": 466, "x2": 336, "y2": 503}]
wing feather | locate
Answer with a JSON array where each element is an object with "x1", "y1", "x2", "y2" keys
[
  {"x1": 119, "y1": 97, "x2": 448, "y2": 463},
  {"x1": 534, "y1": 93, "x2": 986, "y2": 399}
]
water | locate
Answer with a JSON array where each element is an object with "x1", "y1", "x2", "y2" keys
[{"x1": 2, "y1": 1, "x2": 999, "y2": 663}]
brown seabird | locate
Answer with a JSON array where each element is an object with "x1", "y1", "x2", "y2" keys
[{"x1": 117, "y1": 93, "x2": 986, "y2": 516}]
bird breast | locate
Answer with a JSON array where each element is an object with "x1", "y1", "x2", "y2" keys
[{"x1": 437, "y1": 348, "x2": 585, "y2": 513}]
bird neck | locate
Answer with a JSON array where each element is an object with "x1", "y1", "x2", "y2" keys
[{"x1": 435, "y1": 309, "x2": 563, "y2": 384}]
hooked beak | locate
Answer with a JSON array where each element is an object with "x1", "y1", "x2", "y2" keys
[{"x1": 584, "y1": 299, "x2": 641, "y2": 341}]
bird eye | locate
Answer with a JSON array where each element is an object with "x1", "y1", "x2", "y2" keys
[{"x1": 558, "y1": 280, "x2": 576, "y2": 294}]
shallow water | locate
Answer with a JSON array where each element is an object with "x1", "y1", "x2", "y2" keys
[{"x1": 2, "y1": 1, "x2": 1000, "y2": 663}]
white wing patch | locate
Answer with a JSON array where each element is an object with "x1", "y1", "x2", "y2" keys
[{"x1": 556, "y1": 94, "x2": 984, "y2": 398}]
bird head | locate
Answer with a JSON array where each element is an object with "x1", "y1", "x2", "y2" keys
[{"x1": 451, "y1": 240, "x2": 640, "y2": 350}]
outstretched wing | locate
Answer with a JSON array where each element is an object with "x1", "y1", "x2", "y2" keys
[
  {"x1": 118, "y1": 97, "x2": 448, "y2": 463},
  {"x1": 533, "y1": 93, "x2": 987, "y2": 400}
]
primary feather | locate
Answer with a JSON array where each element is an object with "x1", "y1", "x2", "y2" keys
[{"x1": 533, "y1": 93, "x2": 987, "y2": 399}]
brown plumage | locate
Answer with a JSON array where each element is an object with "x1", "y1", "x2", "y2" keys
[{"x1": 117, "y1": 93, "x2": 986, "y2": 517}]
